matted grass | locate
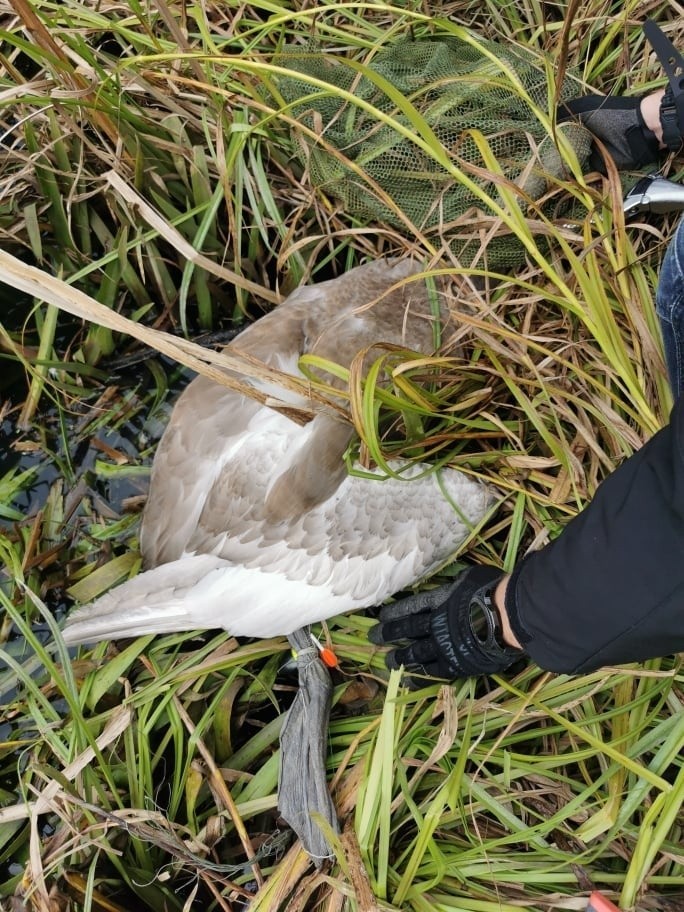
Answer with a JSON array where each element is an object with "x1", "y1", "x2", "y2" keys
[{"x1": 0, "y1": 1, "x2": 682, "y2": 910}]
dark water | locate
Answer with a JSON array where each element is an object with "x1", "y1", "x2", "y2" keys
[{"x1": 1, "y1": 363, "x2": 188, "y2": 521}]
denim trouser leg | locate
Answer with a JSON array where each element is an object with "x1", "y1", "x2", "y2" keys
[{"x1": 655, "y1": 218, "x2": 684, "y2": 399}]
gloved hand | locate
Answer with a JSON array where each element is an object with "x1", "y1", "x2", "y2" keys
[
  {"x1": 557, "y1": 96, "x2": 661, "y2": 171},
  {"x1": 369, "y1": 565, "x2": 523, "y2": 681},
  {"x1": 557, "y1": 21, "x2": 684, "y2": 173}
]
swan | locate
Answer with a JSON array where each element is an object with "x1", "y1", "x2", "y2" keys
[{"x1": 62, "y1": 259, "x2": 492, "y2": 645}]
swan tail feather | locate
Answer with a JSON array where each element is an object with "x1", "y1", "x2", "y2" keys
[{"x1": 62, "y1": 554, "x2": 230, "y2": 645}]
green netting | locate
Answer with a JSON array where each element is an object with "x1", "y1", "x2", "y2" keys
[{"x1": 274, "y1": 34, "x2": 592, "y2": 268}]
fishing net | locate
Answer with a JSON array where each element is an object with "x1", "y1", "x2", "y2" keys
[{"x1": 274, "y1": 33, "x2": 592, "y2": 268}]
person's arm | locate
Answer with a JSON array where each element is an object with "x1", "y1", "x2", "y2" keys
[
  {"x1": 371, "y1": 395, "x2": 684, "y2": 678},
  {"x1": 501, "y1": 394, "x2": 684, "y2": 673}
]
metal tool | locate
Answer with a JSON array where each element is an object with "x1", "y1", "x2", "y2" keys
[{"x1": 623, "y1": 174, "x2": 684, "y2": 216}]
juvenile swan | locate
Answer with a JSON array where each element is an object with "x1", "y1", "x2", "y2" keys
[{"x1": 63, "y1": 260, "x2": 492, "y2": 645}]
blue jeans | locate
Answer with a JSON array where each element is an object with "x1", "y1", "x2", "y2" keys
[{"x1": 656, "y1": 219, "x2": 684, "y2": 398}]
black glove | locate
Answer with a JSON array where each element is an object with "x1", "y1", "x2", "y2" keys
[
  {"x1": 557, "y1": 22, "x2": 684, "y2": 173},
  {"x1": 557, "y1": 96, "x2": 660, "y2": 171},
  {"x1": 369, "y1": 565, "x2": 523, "y2": 681}
]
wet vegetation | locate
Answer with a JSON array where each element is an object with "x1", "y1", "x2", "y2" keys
[{"x1": 0, "y1": 1, "x2": 682, "y2": 910}]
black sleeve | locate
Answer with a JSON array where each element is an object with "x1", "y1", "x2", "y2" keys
[{"x1": 505, "y1": 395, "x2": 684, "y2": 674}]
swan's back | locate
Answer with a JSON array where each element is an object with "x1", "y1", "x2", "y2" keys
[{"x1": 141, "y1": 258, "x2": 452, "y2": 566}]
